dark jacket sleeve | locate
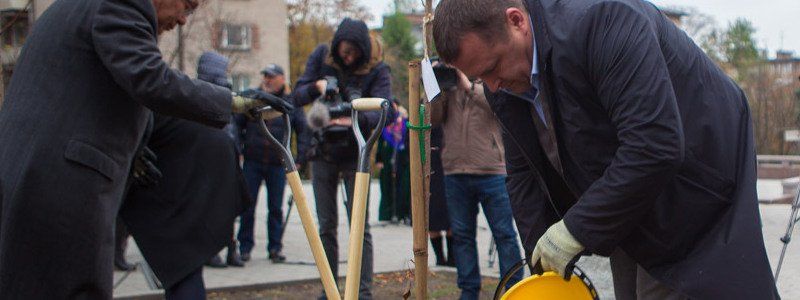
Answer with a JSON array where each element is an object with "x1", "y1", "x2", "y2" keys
[
  {"x1": 293, "y1": 45, "x2": 329, "y2": 106},
  {"x1": 91, "y1": 0, "x2": 231, "y2": 128},
  {"x1": 502, "y1": 135, "x2": 552, "y2": 252},
  {"x1": 358, "y1": 64, "x2": 393, "y2": 128},
  {"x1": 562, "y1": 2, "x2": 684, "y2": 256},
  {"x1": 232, "y1": 113, "x2": 248, "y2": 153},
  {"x1": 291, "y1": 107, "x2": 311, "y2": 165},
  {"x1": 431, "y1": 86, "x2": 453, "y2": 126},
  {"x1": 375, "y1": 138, "x2": 385, "y2": 163}
]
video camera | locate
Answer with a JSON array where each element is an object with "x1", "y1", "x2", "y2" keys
[
  {"x1": 430, "y1": 57, "x2": 458, "y2": 91},
  {"x1": 321, "y1": 75, "x2": 362, "y2": 119}
]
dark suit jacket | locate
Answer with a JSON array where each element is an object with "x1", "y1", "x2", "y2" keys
[
  {"x1": 491, "y1": 0, "x2": 779, "y2": 298},
  {"x1": 122, "y1": 114, "x2": 251, "y2": 288},
  {"x1": 232, "y1": 88, "x2": 311, "y2": 166},
  {"x1": 0, "y1": 0, "x2": 230, "y2": 297}
]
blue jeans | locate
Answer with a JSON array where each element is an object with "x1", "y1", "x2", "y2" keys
[
  {"x1": 237, "y1": 160, "x2": 286, "y2": 254},
  {"x1": 445, "y1": 174, "x2": 523, "y2": 300}
]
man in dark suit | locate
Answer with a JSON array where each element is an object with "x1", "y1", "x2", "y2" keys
[
  {"x1": 433, "y1": 0, "x2": 778, "y2": 299},
  {"x1": 0, "y1": 0, "x2": 288, "y2": 298},
  {"x1": 122, "y1": 51, "x2": 255, "y2": 299}
]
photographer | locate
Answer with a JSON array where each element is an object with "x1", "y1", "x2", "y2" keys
[
  {"x1": 293, "y1": 17, "x2": 392, "y2": 300},
  {"x1": 430, "y1": 61, "x2": 523, "y2": 299}
]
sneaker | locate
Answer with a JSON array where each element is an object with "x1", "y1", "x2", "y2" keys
[
  {"x1": 227, "y1": 251, "x2": 245, "y2": 267},
  {"x1": 240, "y1": 252, "x2": 251, "y2": 262},
  {"x1": 205, "y1": 255, "x2": 227, "y2": 268},
  {"x1": 227, "y1": 240, "x2": 245, "y2": 267},
  {"x1": 268, "y1": 250, "x2": 286, "y2": 263}
]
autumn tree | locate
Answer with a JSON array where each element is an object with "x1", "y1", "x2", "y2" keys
[
  {"x1": 382, "y1": 12, "x2": 418, "y2": 105},
  {"x1": 712, "y1": 18, "x2": 800, "y2": 154},
  {"x1": 674, "y1": 9, "x2": 799, "y2": 154},
  {"x1": 677, "y1": 7, "x2": 725, "y2": 64},
  {"x1": 723, "y1": 19, "x2": 761, "y2": 82}
]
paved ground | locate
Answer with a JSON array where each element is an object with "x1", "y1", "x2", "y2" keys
[{"x1": 113, "y1": 180, "x2": 799, "y2": 299}]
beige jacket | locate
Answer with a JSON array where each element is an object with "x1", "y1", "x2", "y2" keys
[{"x1": 431, "y1": 83, "x2": 506, "y2": 176}]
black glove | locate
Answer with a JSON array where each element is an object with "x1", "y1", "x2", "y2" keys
[
  {"x1": 237, "y1": 89, "x2": 294, "y2": 114},
  {"x1": 132, "y1": 146, "x2": 162, "y2": 187}
]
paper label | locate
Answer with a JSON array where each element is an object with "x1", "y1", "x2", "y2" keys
[{"x1": 420, "y1": 58, "x2": 441, "y2": 102}]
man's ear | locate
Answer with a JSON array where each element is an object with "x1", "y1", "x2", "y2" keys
[{"x1": 505, "y1": 7, "x2": 529, "y2": 34}]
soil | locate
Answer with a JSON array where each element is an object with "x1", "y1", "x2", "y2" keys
[{"x1": 208, "y1": 270, "x2": 500, "y2": 299}]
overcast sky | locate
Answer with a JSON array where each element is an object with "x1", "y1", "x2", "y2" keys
[{"x1": 360, "y1": 0, "x2": 800, "y2": 57}]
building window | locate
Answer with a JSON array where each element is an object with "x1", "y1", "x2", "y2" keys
[
  {"x1": 1, "y1": 11, "x2": 29, "y2": 48},
  {"x1": 220, "y1": 23, "x2": 251, "y2": 51},
  {"x1": 231, "y1": 74, "x2": 251, "y2": 92}
]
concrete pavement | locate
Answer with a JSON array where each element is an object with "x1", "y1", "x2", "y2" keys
[{"x1": 113, "y1": 180, "x2": 799, "y2": 299}]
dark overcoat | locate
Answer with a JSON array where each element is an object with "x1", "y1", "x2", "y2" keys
[
  {"x1": 0, "y1": 0, "x2": 230, "y2": 297},
  {"x1": 121, "y1": 114, "x2": 251, "y2": 288},
  {"x1": 491, "y1": 0, "x2": 779, "y2": 298}
]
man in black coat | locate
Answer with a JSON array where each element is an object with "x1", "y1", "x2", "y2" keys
[
  {"x1": 0, "y1": 0, "x2": 286, "y2": 297},
  {"x1": 433, "y1": 0, "x2": 778, "y2": 299},
  {"x1": 122, "y1": 51, "x2": 255, "y2": 299}
]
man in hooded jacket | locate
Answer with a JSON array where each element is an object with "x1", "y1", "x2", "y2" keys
[{"x1": 294, "y1": 17, "x2": 392, "y2": 299}]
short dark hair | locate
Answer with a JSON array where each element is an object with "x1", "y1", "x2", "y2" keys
[{"x1": 432, "y1": 0, "x2": 524, "y2": 63}]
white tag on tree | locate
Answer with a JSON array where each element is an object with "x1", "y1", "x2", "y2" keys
[{"x1": 421, "y1": 58, "x2": 441, "y2": 103}]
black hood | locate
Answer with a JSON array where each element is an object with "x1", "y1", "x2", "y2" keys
[{"x1": 331, "y1": 18, "x2": 371, "y2": 71}]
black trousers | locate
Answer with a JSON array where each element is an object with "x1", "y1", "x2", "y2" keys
[
  {"x1": 165, "y1": 267, "x2": 205, "y2": 300},
  {"x1": 312, "y1": 159, "x2": 373, "y2": 299},
  {"x1": 610, "y1": 249, "x2": 688, "y2": 300},
  {"x1": 115, "y1": 217, "x2": 130, "y2": 262}
]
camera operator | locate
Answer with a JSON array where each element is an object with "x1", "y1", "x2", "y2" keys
[{"x1": 293, "y1": 17, "x2": 392, "y2": 300}]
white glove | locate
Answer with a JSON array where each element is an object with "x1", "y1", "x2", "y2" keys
[
  {"x1": 531, "y1": 220, "x2": 584, "y2": 278},
  {"x1": 231, "y1": 94, "x2": 262, "y2": 113}
]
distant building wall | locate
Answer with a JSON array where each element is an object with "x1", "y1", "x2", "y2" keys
[
  {"x1": 158, "y1": 0, "x2": 290, "y2": 91},
  {"x1": 0, "y1": 0, "x2": 289, "y2": 107}
]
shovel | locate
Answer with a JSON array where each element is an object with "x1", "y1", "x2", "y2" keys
[
  {"x1": 253, "y1": 106, "x2": 341, "y2": 300},
  {"x1": 342, "y1": 98, "x2": 390, "y2": 300}
]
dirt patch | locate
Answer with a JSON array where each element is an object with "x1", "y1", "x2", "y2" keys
[{"x1": 208, "y1": 270, "x2": 500, "y2": 299}]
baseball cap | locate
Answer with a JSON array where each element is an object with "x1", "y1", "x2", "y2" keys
[{"x1": 261, "y1": 64, "x2": 284, "y2": 77}]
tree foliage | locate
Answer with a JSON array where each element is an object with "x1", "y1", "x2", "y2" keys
[
  {"x1": 382, "y1": 13, "x2": 416, "y2": 61},
  {"x1": 382, "y1": 12, "x2": 419, "y2": 104},
  {"x1": 711, "y1": 18, "x2": 800, "y2": 154},
  {"x1": 678, "y1": 7, "x2": 724, "y2": 63},
  {"x1": 679, "y1": 9, "x2": 800, "y2": 154},
  {"x1": 723, "y1": 18, "x2": 760, "y2": 80}
]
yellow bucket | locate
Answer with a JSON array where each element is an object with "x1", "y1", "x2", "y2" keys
[{"x1": 500, "y1": 271, "x2": 598, "y2": 300}]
